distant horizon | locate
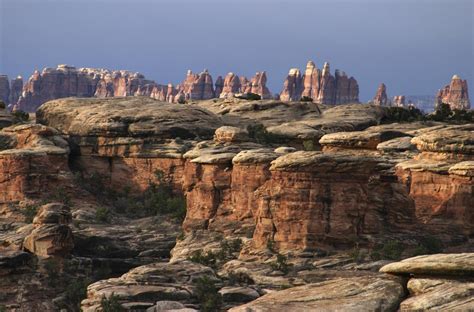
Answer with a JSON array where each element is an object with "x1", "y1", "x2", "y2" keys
[{"x1": 1, "y1": 0, "x2": 472, "y2": 102}]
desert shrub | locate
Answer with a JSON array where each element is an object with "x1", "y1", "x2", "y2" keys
[
  {"x1": 303, "y1": 140, "x2": 316, "y2": 151},
  {"x1": 47, "y1": 187, "x2": 72, "y2": 207},
  {"x1": 194, "y1": 276, "x2": 222, "y2": 312},
  {"x1": 0, "y1": 305, "x2": 6, "y2": 312},
  {"x1": 227, "y1": 271, "x2": 254, "y2": 286},
  {"x1": 177, "y1": 98, "x2": 187, "y2": 104},
  {"x1": 412, "y1": 235, "x2": 443, "y2": 256},
  {"x1": 270, "y1": 254, "x2": 292, "y2": 274},
  {"x1": 349, "y1": 245, "x2": 364, "y2": 263},
  {"x1": 428, "y1": 103, "x2": 473, "y2": 123},
  {"x1": 300, "y1": 96, "x2": 313, "y2": 102},
  {"x1": 95, "y1": 207, "x2": 111, "y2": 223},
  {"x1": 0, "y1": 101, "x2": 5, "y2": 109},
  {"x1": 247, "y1": 124, "x2": 284, "y2": 145},
  {"x1": 22, "y1": 204, "x2": 39, "y2": 223},
  {"x1": 100, "y1": 293, "x2": 124, "y2": 312},
  {"x1": 188, "y1": 239, "x2": 242, "y2": 269},
  {"x1": 382, "y1": 106, "x2": 424, "y2": 123},
  {"x1": 370, "y1": 240, "x2": 404, "y2": 260},
  {"x1": 44, "y1": 258, "x2": 60, "y2": 286},
  {"x1": 188, "y1": 250, "x2": 219, "y2": 269},
  {"x1": 266, "y1": 239, "x2": 276, "y2": 253},
  {"x1": 64, "y1": 277, "x2": 90, "y2": 311},
  {"x1": 11, "y1": 110, "x2": 29, "y2": 123},
  {"x1": 237, "y1": 92, "x2": 261, "y2": 101}
]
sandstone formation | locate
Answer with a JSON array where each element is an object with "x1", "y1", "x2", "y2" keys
[
  {"x1": 279, "y1": 60, "x2": 359, "y2": 105},
  {"x1": 230, "y1": 276, "x2": 405, "y2": 312},
  {"x1": 436, "y1": 75, "x2": 470, "y2": 110},
  {"x1": 393, "y1": 95, "x2": 405, "y2": 107},
  {"x1": 248, "y1": 72, "x2": 272, "y2": 99},
  {"x1": 214, "y1": 75, "x2": 224, "y2": 97},
  {"x1": 175, "y1": 69, "x2": 215, "y2": 102},
  {"x1": 0, "y1": 75, "x2": 10, "y2": 104},
  {"x1": 219, "y1": 72, "x2": 242, "y2": 99},
  {"x1": 380, "y1": 253, "x2": 474, "y2": 310},
  {"x1": 372, "y1": 83, "x2": 388, "y2": 106},
  {"x1": 23, "y1": 203, "x2": 74, "y2": 257},
  {"x1": 11, "y1": 65, "x2": 173, "y2": 112}
]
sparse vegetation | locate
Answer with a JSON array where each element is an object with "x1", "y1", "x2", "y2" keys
[
  {"x1": 11, "y1": 110, "x2": 29, "y2": 123},
  {"x1": 0, "y1": 100, "x2": 5, "y2": 109},
  {"x1": 47, "y1": 187, "x2": 72, "y2": 207},
  {"x1": 193, "y1": 276, "x2": 222, "y2": 312},
  {"x1": 22, "y1": 204, "x2": 39, "y2": 223},
  {"x1": 381, "y1": 106, "x2": 424, "y2": 123},
  {"x1": 412, "y1": 235, "x2": 443, "y2": 256},
  {"x1": 266, "y1": 239, "x2": 276, "y2": 253},
  {"x1": 269, "y1": 253, "x2": 292, "y2": 274},
  {"x1": 100, "y1": 293, "x2": 124, "y2": 312},
  {"x1": 349, "y1": 244, "x2": 364, "y2": 263},
  {"x1": 95, "y1": 207, "x2": 111, "y2": 223},
  {"x1": 303, "y1": 140, "x2": 316, "y2": 151},
  {"x1": 236, "y1": 92, "x2": 261, "y2": 100},
  {"x1": 247, "y1": 124, "x2": 285, "y2": 145},
  {"x1": 187, "y1": 238, "x2": 242, "y2": 269},
  {"x1": 63, "y1": 277, "x2": 91, "y2": 311},
  {"x1": 227, "y1": 271, "x2": 254, "y2": 286},
  {"x1": 300, "y1": 96, "x2": 313, "y2": 102},
  {"x1": 428, "y1": 103, "x2": 473, "y2": 123},
  {"x1": 44, "y1": 258, "x2": 60, "y2": 287},
  {"x1": 370, "y1": 240, "x2": 404, "y2": 260}
]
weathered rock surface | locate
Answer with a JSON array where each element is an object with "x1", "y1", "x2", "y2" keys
[
  {"x1": 279, "y1": 60, "x2": 359, "y2": 105},
  {"x1": 380, "y1": 253, "x2": 474, "y2": 276},
  {"x1": 230, "y1": 276, "x2": 405, "y2": 312},
  {"x1": 372, "y1": 83, "x2": 388, "y2": 106},
  {"x1": 219, "y1": 73, "x2": 242, "y2": 99},
  {"x1": 436, "y1": 75, "x2": 471, "y2": 110},
  {"x1": 81, "y1": 261, "x2": 217, "y2": 311},
  {"x1": 214, "y1": 126, "x2": 249, "y2": 143},
  {"x1": 175, "y1": 69, "x2": 215, "y2": 102},
  {"x1": 23, "y1": 203, "x2": 74, "y2": 257}
]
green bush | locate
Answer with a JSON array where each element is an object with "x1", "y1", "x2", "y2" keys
[
  {"x1": 188, "y1": 250, "x2": 219, "y2": 269},
  {"x1": 64, "y1": 277, "x2": 90, "y2": 311},
  {"x1": 0, "y1": 101, "x2": 5, "y2": 109},
  {"x1": 303, "y1": 140, "x2": 316, "y2": 151},
  {"x1": 95, "y1": 207, "x2": 111, "y2": 223},
  {"x1": 266, "y1": 239, "x2": 276, "y2": 253},
  {"x1": 270, "y1": 253, "x2": 292, "y2": 274},
  {"x1": 429, "y1": 103, "x2": 473, "y2": 123},
  {"x1": 237, "y1": 92, "x2": 261, "y2": 101},
  {"x1": 247, "y1": 124, "x2": 284, "y2": 145},
  {"x1": 44, "y1": 258, "x2": 60, "y2": 287},
  {"x1": 300, "y1": 96, "x2": 313, "y2": 102},
  {"x1": 194, "y1": 276, "x2": 222, "y2": 312},
  {"x1": 188, "y1": 239, "x2": 242, "y2": 269},
  {"x1": 382, "y1": 106, "x2": 424, "y2": 123},
  {"x1": 370, "y1": 240, "x2": 404, "y2": 260},
  {"x1": 47, "y1": 187, "x2": 72, "y2": 207},
  {"x1": 12, "y1": 110, "x2": 29, "y2": 123},
  {"x1": 100, "y1": 293, "x2": 124, "y2": 312},
  {"x1": 412, "y1": 235, "x2": 443, "y2": 256},
  {"x1": 22, "y1": 204, "x2": 39, "y2": 223}
]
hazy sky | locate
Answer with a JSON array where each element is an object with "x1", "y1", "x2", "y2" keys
[{"x1": 0, "y1": 0, "x2": 472, "y2": 101}]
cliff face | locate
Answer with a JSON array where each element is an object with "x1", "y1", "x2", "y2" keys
[
  {"x1": 436, "y1": 75, "x2": 470, "y2": 110},
  {"x1": 279, "y1": 61, "x2": 359, "y2": 105}
]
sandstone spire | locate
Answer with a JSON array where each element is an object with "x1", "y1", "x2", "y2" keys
[
  {"x1": 372, "y1": 83, "x2": 388, "y2": 106},
  {"x1": 436, "y1": 75, "x2": 470, "y2": 110}
]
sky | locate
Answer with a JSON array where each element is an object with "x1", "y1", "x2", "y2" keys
[{"x1": 0, "y1": 0, "x2": 472, "y2": 102}]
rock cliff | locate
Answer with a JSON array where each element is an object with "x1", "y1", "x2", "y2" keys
[
  {"x1": 436, "y1": 74, "x2": 470, "y2": 110},
  {"x1": 279, "y1": 60, "x2": 359, "y2": 104}
]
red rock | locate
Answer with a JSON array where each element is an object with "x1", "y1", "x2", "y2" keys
[
  {"x1": 249, "y1": 72, "x2": 272, "y2": 99},
  {"x1": 436, "y1": 75, "x2": 470, "y2": 110},
  {"x1": 220, "y1": 73, "x2": 242, "y2": 98},
  {"x1": 372, "y1": 83, "x2": 388, "y2": 106},
  {"x1": 175, "y1": 69, "x2": 215, "y2": 101},
  {"x1": 280, "y1": 61, "x2": 359, "y2": 104},
  {"x1": 215, "y1": 76, "x2": 224, "y2": 97}
]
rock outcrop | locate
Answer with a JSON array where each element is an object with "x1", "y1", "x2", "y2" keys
[
  {"x1": 23, "y1": 203, "x2": 74, "y2": 257},
  {"x1": 372, "y1": 83, "x2": 388, "y2": 106},
  {"x1": 393, "y1": 95, "x2": 405, "y2": 107},
  {"x1": 380, "y1": 253, "x2": 474, "y2": 310},
  {"x1": 230, "y1": 276, "x2": 405, "y2": 312},
  {"x1": 248, "y1": 72, "x2": 272, "y2": 99},
  {"x1": 279, "y1": 60, "x2": 359, "y2": 105},
  {"x1": 436, "y1": 75, "x2": 470, "y2": 110},
  {"x1": 175, "y1": 69, "x2": 215, "y2": 102},
  {"x1": 12, "y1": 65, "x2": 172, "y2": 112},
  {"x1": 219, "y1": 72, "x2": 242, "y2": 99}
]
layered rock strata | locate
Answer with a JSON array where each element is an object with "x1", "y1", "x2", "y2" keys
[
  {"x1": 436, "y1": 75, "x2": 470, "y2": 110},
  {"x1": 279, "y1": 60, "x2": 359, "y2": 104}
]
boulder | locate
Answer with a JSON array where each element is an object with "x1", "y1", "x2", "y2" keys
[
  {"x1": 380, "y1": 253, "x2": 474, "y2": 276},
  {"x1": 229, "y1": 276, "x2": 405, "y2": 312},
  {"x1": 214, "y1": 126, "x2": 249, "y2": 143}
]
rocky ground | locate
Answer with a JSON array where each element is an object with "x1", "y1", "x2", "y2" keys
[{"x1": 0, "y1": 96, "x2": 473, "y2": 311}]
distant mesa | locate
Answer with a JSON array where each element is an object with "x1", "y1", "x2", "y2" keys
[
  {"x1": 436, "y1": 74, "x2": 470, "y2": 110},
  {"x1": 280, "y1": 60, "x2": 359, "y2": 105}
]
